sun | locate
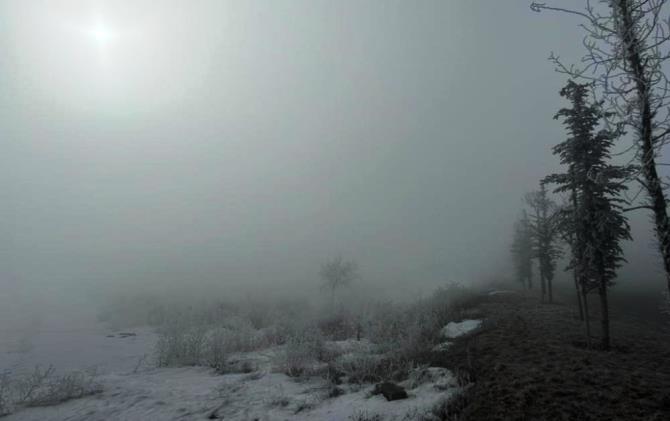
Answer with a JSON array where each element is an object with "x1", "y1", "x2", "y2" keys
[{"x1": 89, "y1": 21, "x2": 116, "y2": 46}]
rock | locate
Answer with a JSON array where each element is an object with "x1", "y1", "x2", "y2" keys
[
  {"x1": 328, "y1": 386, "x2": 345, "y2": 398},
  {"x1": 432, "y1": 341, "x2": 452, "y2": 352},
  {"x1": 373, "y1": 382, "x2": 408, "y2": 401},
  {"x1": 118, "y1": 332, "x2": 137, "y2": 337}
]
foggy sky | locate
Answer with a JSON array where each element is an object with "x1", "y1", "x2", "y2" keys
[{"x1": 1, "y1": 1, "x2": 665, "y2": 306}]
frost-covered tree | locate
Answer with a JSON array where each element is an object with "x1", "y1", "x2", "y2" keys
[
  {"x1": 545, "y1": 80, "x2": 634, "y2": 350},
  {"x1": 320, "y1": 256, "x2": 358, "y2": 309},
  {"x1": 511, "y1": 210, "x2": 534, "y2": 289},
  {"x1": 525, "y1": 185, "x2": 562, "y2": 303},
  {"x1": 532, "y1": 0, "x2": 670, "y2": 297}
]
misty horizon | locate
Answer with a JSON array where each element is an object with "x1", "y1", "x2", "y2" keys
[{"x1": 1, "y1": 0, "x2": 667, "y2": 312}]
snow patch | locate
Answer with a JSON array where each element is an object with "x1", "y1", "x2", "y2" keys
[
  {"x1": 488, "y1": 290, "x2": 517, "y2": 296},
  {"x1": 440, "y1": 319, "x2": 482, "y2": 339}
]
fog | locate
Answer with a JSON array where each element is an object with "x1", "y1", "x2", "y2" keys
[{"x1": 0, "y1": 0, "x2": 666, "y2": 315}]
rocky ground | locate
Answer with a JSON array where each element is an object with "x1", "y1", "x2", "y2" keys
[{"x1": 438, "y1": 290, "x2": 670, "y2": 421}]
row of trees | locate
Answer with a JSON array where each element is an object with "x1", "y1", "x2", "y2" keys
[
  {"x1": 511, "y1": 185, "x2": 561, "y2": 305},
  {"x1": 510, "y1": 0, "x2": 670, "y2": 350},
  {"x1": 511, "y1": 80, "x2": 634, "y2": 350}
]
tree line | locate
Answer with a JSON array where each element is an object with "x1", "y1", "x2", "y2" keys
[{"x1": 511, "y1": 0, "x2": 670, "y2": 350}]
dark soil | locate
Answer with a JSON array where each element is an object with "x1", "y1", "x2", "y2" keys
[{"x1": 438, "y1": 290, "x2": 670, "y2": 421}]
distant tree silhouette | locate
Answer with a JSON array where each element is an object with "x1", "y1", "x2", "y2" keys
[
  {"x1": 526, "y1": 184, "x2": 561, "y2": 303},
  {"x1": 320, "y1": 256, "x2": 358, "y2": 309},
  {"x1": 511, "y1": 210, "x2": 534, "y2": 289}
]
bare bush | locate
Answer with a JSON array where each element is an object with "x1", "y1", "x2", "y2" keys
[
  {"x1": 25, "y1": 369, "x2": 102, "y2": 407},
  {"x1": 216, "y1": 317, "x2": 267, "y2": 352},
  {"x1": 317, "y1": 311, "x2": 358, "y2": 340},
  {"x1": 155, "y1": 322, "x2": 208, "y2": 367},
  {"x1": 155, "y1": 313, "x2": 277, "y2": 372},
  {"x1": 0, "y1": 366, "x2": 101, "y2": 416},
  {"x1": 278, "y1": 325, "x2": 327, "y2": 378},
  {"x1": 353, "y1": 282, "x2": 480, "y2": 377},
  {"x1": 333, "y1": 353, "x2": 408, "y2": 384},
  {"x1": 0, "y1": 370, "x2": 12, "y2": 417},
  {"x1": 205, "y1": 329, "x2": 229, "y2": 373}
]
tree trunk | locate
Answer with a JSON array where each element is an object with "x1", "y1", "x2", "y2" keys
[
  {"x1": 598, "y1": 281, "x2": 610, "y2": 351},
  {"x1": 574, "y1": 270, "x2": 584, "y2": 321},
  {"x1": 540, "y1": 271, "x2": 546, "y2": 303},
  {"x1": 570, "y1": 188, "x2": 584, "y2": 320},
  {"x1": 617, "y1": 0, "x2": 670, "y2": 295},
  {"x1": 547, "y1": 276, "x2": 553, "y2": 303},
  {"x1": 582, "y1": 288, "x2": 592, "y2": 348}
]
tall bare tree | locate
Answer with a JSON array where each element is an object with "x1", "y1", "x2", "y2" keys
[{"x1": 531, "y1": 0, "x2": 670, "y2": 295}]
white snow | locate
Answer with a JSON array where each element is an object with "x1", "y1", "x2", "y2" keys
[
  {"x1": 1, "y1": 317, "x2": 462, "y2": 420},
  {"x1": 4, "y1": 364, "x2": 459, "y2": 421},
  {"x1": 487, "y1": 290, "x2": 517, "y2": 296},
  {"x1": 440, "y1": 319, "x2": 482, "y2": 339},
  {"x1": 3, "y1": 367, "x2": 227, "y2": 421}
]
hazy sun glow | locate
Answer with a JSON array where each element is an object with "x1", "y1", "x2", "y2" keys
[
  {"x1": 7, "y1": 1, "x2": 224, "y2": 112},
  {"x1": 89, "y1": 22, "x2": 116, "y2": 46}
]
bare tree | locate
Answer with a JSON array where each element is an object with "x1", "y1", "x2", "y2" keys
[
  {"x1": 320, "y1": 256, "x2": 358, "y2": 309},
  {"x1": 531, "y1": 0, "x2": 670, "y2": 295}
]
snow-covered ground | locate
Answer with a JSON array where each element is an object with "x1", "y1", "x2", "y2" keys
[
  {"x1": 1, "y1": 312, "x2": 480, "y2": 420},
  {"x1": 4, "y1": 366, "x2": 457, "y2": 421}
]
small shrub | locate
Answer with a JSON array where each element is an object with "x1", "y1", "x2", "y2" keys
[
  {"x1": 205, "y1": 329, "x2": 228, "y2": 373},
  {"x1": 0, "y1": 370, "x2": 12, "y2": 416},
  {"x1": 155, "y1": 323, "x2": 208, "y2": 367},
  {"x1": 335, "y1": 354, "x2": 385, "y2": 384},
  {"x1": 217, "y1": 317, "x2": 267, "y2": 352},
  {"x1": 0, "y1": 366, "x2": 101, "y2": 416},
  {"x1": 335, "y1": 352, "x2": 412, "y2": 385},
  {"x1": 25, "y1": 370, "x2": 102, "y2": 407},
  {"x1": 317, "y1": 312, "x2": 357, "y2": 340},
  {"x1": 278, "y1": 325, "x2": 326, "y2": 377},
  {"x1": 423, "y1": 391, "x2": 470, "y2": 421}
]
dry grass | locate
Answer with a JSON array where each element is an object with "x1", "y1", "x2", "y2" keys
[{"x1": 437, "y1": 291, "x2": 670, "y2": 421}]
